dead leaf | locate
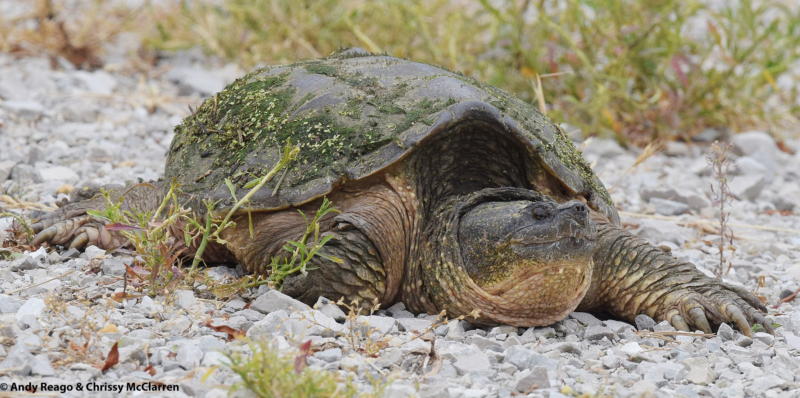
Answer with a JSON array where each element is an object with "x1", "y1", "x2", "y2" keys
[
  {"x1": 777, "y1": 140, "x2": 795, "y2": 154},
  {"x1": 294, "y1": 340, "x2": 312, "y2": 374},
  {"x1": 100, "y1": 342, "x2": 120, "y2": 371},
  {"x1": 105, "y1": 223, "x2": 145, "y2": 231},
  {"x1": 111, "y1": 292, "x2": 142, "y2": 303},
  {"x1": 204, "y1": 321, "x2": 245, "y2": 342},
  {"x1": 765, "y1": 209, "x2": 793, "y2": 216},
  {"x1": 98, "y1": 324, "x2": 120, "y2": 334},
  {"x1": 143, "y1": 365, "x2": 156, "y2": 376}
]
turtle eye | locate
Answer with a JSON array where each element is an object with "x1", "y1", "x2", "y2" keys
[{"x1": 532, "y1": 205, "x2": 552, "y2": 220}]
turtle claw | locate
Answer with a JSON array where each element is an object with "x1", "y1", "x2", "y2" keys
[
  {"x1": 30, "y1": 226, "x2": 57, "y2": 246},
  {"x1": 670, "y1": 314, "x2": 691, "y2": 332},
  {"x1": 688, "y1": 307, "x2": 713, "y2": 334},
  {"x1": 31, "y1": 221, "x2": 45, "y2": 234},
  {"x1": 69, "y1": 232, "x2": 90, "y2": 250},
  {"x1": 753, "y1": 312, "x2": 774, "y2": 335},
  {"x1": 652, "y1": 280, "x2": 771, "y2": 338},
  {"x1": 727, "y1": 305, "x2": 753, "y2": 338}
]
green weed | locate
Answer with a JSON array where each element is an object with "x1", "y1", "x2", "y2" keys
[
  {"x1": 141, "y1": 0, "x2": 800, "y2": 143},
  {"x1": 225, "y1": 338, "x2": 393, "y2": 398},
  {"x1": 226, "y1": 339, "x2": 358, "y2": 398}
]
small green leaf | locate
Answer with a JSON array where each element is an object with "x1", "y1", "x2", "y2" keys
[
  {"x1": 243, "y1": 177, "x2": 261, "y2": 189},
  {"x1": 316, "y1": 253, "x2": 343, "y2": 264},
  {"x1": 87, "y1": 210, "x2": 110, "y2": 221},
  {"x1": 225, "y1": 178, "x2": 239, "y2": 202}
]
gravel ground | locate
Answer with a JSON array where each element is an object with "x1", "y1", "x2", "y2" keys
[{"x1": 2, "y1": 38, "x2": 800, "y2": 398}]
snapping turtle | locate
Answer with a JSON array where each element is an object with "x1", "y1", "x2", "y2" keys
[{"x1": 32, "y1": 49, "x2": 771, "y2": 335}]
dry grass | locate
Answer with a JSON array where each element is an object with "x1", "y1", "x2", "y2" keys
[
  {"x1": 142, "y1": 0, "x2": 800, "y2": 144},
  {"x1": 2, "y1": 0, "x2": 799, "y2": 143},
  {"x1": 0, "y1": 0, "x2": 145, "y2": 69}
]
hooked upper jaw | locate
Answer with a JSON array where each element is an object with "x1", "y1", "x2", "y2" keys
[{"x1": 458, "y1": 199, "x2": 597, "y2": 288}]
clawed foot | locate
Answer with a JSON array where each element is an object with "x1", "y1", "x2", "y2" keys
[
  {"x1": 30, "y1": 210, "x2": 123, "y2": 251},
  {"x1": 655, "y1": 280, "x2": 771, "y2": 337}
]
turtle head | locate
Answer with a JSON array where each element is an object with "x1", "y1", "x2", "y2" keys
[
  {"x1": 459, "y1": 200, "x2": 597, "y2": 280},
  {"x1": 435, "y1": 188, "x2": 597, "y2": 326}
]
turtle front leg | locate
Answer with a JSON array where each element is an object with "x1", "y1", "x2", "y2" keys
[
  {"x1": 578, "y1": 213, "x2": 771, "y2": 337},
  {"x1": 30, "y1": 183, "x2": 166, "y2": 250},
  {"x1": 281, "y1": 224, "x2": 388, "y2": 307}
]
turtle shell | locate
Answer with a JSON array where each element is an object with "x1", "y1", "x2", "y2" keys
[{"x1": 166, "y1": 49, "x2": 619, "y2": 225}]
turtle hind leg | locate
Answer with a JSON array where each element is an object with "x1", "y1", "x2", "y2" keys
[
  {"x1": 30, "y1": 182, "x2": 167, "y2": 250},
  {"x1": 281, "y1": 226, "x2": 387, "y2": 308}
]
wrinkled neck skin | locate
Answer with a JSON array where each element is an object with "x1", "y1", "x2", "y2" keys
[
  {"x1": 398, "y1": 122, "x2": 597, "y2": 326},
  {"x1": 404, "y1": 187, "x2": 595, "y2": 326}
]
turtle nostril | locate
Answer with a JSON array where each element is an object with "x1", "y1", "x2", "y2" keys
[{"x1": 575, "y1": 203, "x2": 586, "y2": 212}]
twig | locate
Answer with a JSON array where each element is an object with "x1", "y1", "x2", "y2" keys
[
  {"x1": 610, "y1": 140, "x2": 664, "y2": 191},
  {"x1": 5, "y1": 269, "x2": 77, "y2": 295},
  {"x1": 775, "y1": 286, "x2": 800, "y2": 308},
  {"x1": 618, "y1": 212, "x2": 800, "y2": 234}
]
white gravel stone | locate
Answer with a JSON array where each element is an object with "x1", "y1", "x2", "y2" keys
[
  {"x1": 315, "y1": 296, "x2": 346, "y2": 322},
  {"x1": 176, "y1": 342, "x2": 204, "y2": 369},
  {"x1": 30, "y1": 355, "x2": 55, "y2": 376},
  {"x1": 0, "y1": 344, "x2": 34, "y2": 375},
  {"x1": 1, "y1": 100, "x2": 44, "y2": 117},
  {"x1": 746, "y1": 375, "x2": 786, "y2": 396},
  {"x1": 73, "y1": 70, "x2": 117, "y2": 95},
  {"x1": 175, "y1": 290, "x2": 198, "y2": 310},
  {"x1": 635, "y1": 219, "x2": 697, "y2": 246},
  {"x1": 729, "y1": 174, "x2": 766, "y2": 201},
  {"x1": 515, "y1": 366, "x2": 550, "y2": 391},
  {"x1": 101, "y1": 258, "x2": 126, "y2": 276},
  {"x1": 161, "y1": 315, "x2": 192, "y2": 334},
  {"x1": 582, "y1": 138, "x2": 626, "y2": 158},
  {"x1": 339, "y1": 356, "x2": 361, "y2": 372},
  {"x1": 619, "y1": 342, "x2": 643, "y2": 356},
  {"x1": 753, "y1": 332, "x2": 775, "y2": 346},
  {"x1": 250, "y1": 289, "x2": 310, "y2": 314},
  {"x1": 446, "y1": 319, "x2": 465, "y2": 340},
  {"x1": 584, "y1": 325, "x2": 615, "y2": 341},
  {"x1": 246, "y1": 310, "x2": 288, "y2": 338},
  {"x1": 10, "y1": 163, "x2": 43, "y2": 183},
  {"x1": 0, "y1": 160, "x2": 16, "y2": 181},
  {"x1": 634, "y1": 314, "x2": 656, "y2": 331},
  {"x1": 348, "y1": 315, "x2": 396, "y2": 334},
  {"x1": 681, "y1": 357, "x2": 717, "y2": 385},
  {"x1": 15, "y1": 297, "x2": 45, "y2": 321},
  {"x1": 453, "y1": 351, "x2": 491, "y2": 375},
  {"x1": 651, "y1": 197, "x2": 690, "y2": 215},
  {"x1": 717, "y1": 323, "x2": 735, "y2": 341},
  {"x1": 569, "y1": 312, "x2": 602, "y2": 326},
  {"x1": 201, "y1": 351, "x2": 227, "y2": 367},
  {"x1": 39, "y1": 165, "x2": 80, "y2": 185},
  {"x1": 396, "y1": 318, "x2": 432, "y2": 333},
  {"x1": 503, "y1": 345, "x2": 558, "y2": 371},
  {"x1": 0, "y1": 294, "x2": 24, "y2": 314},
  {"x1": 314, "y1": 348, "x2": 342, "y2": 363}
]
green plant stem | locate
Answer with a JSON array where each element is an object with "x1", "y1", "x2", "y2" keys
[
  {"x1": 191, "y1": 208, "x2": 215, "y2": 272},
  {"x1": 190, "y1": 143, "x2": 299, "y2": 272},
  {"x1": 211, "y1": 146, "x2": 299, "y2": 241}
]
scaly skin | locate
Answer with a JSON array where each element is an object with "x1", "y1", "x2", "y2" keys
[
  {"x1": 29, "y1": 184, "x2": 772, "y2": 336},
  {"x1": 577, "y1": 213, "x2": 771, "y2": 337}
]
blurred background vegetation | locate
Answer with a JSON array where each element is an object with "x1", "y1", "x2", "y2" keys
[{"x1": 2, "y1": 0, "x2": 799, "y2": 145}]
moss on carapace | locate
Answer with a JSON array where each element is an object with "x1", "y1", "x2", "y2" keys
[
  {"x1": 165, "y1": 58, "x2": 454, "y2": 198},
  {"x1": 165, "y1": 53, "x2": 611, "y2": 210}
]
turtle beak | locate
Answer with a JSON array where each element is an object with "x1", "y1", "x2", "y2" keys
[{"x1": 556, "y1": 200, "x2": 596, "y2": 241}]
